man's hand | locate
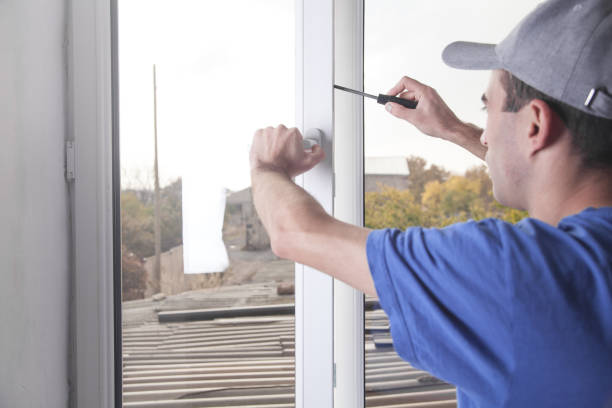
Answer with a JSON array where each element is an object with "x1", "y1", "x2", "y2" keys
[
  {"x1": 249, "y1": 124, "x2": 375, "y2": 296},
  {"x1": 250, "y1": 125, "x2": 325, "y2": 178},
  {"x1": 385, "y1": 76, "x2": 487, "y2": 160}
]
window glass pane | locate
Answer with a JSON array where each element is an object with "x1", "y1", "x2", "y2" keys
[
  {"x1": 118, "y1": 1, "x2": 295, "y2": 406},
  {"x1": 363, "y1": 2, "x2": 537, "y2": 406}
]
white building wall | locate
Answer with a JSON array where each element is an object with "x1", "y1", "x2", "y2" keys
[{"x1": 0, "y1": 1, "x2": 70, "y2": 406}]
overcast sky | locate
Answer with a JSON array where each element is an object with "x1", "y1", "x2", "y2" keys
[
  {"x1": 119, "y1": 0, "x2": 540, "y2": 190},
  {"x1": 119, "y1": 0, "x2": 294, "y2": 190}
]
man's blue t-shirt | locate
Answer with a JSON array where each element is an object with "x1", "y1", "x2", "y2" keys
[{"x1": 366, "y1": 207, "x2": 612, "y2": 407}]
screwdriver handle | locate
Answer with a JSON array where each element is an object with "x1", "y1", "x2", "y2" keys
[{"x1": 376, "y1": 94, "x2": 418, "y2": 109}]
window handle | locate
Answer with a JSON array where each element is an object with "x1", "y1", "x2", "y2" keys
[{"x1": 303, "y1": 128, "x2": 323, "y2": 150}]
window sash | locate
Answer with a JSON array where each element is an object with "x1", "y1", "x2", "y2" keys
[
  {"x1": 72, "y1": 0, "x2": 366, "y2": 406},
  {"x1": 333, "y1": 0, "x2": 366, "y2": 406},
  {"x1": 295, "y1": 0, "x2": 335, "y2": 406},
  {"x1": 70, "y1": 0, "x2": 117, "y2": 406}
]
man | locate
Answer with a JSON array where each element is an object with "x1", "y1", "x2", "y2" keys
[{"x1": 250, "y1": 0, "x2": 612, "y2": 406}]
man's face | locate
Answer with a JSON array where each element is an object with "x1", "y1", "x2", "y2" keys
[{"x1": 480, "y1": 70, "x2": 527, "y2": 209}]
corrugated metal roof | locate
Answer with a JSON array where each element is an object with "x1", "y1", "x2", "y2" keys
[{"x1": 122, "y1": 298, "x2": 457, "y2": 407}]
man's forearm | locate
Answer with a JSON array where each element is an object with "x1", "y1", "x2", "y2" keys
[
  {"x1": 250, "y1": 167, "x2": 328, "y2": 254},
  {"x1": 250, "y1": 166, "x2": 376, "y2": 295},
  {"x1": 448, "y1": 122, "x2": 486, "y2": 160}
]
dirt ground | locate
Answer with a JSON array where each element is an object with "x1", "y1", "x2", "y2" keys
[{"x1": 123, "y1": 215, "x2": 294, "y2": 326}]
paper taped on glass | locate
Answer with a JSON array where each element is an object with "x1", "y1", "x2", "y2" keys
[{"x1": 182, "y1": 169, "x2": 229, "y2": 274}]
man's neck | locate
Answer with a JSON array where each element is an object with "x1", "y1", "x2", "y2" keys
[{"x1": 527, "y1": 166, "x2": 612, "y2": 225}]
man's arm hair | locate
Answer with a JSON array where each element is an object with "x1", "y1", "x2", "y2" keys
[
  {"x1": 448, "y1": 122, "x2": 486, "y2": 160},
  {"x1": 251, "y1": 167, "x2": 376, "y2": 296},
  {"x1": 385, "y1": 76, "x2": 487, "y2": 160}
]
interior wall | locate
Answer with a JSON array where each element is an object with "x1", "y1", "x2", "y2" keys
[{"x1": 0, "y1": 0, "x2": 70, "y2": 406}]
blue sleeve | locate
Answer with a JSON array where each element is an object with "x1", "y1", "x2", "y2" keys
[{"x1": 366, "y1": 219, "x2": 515, "y2": 400}]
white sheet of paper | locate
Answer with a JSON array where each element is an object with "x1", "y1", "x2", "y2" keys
[{"x1": 182, "y1": 168, "x2": 229, "y2": 274}]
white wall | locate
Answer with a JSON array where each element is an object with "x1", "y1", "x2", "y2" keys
[{"x1": 0, "y1": 1, "x2": 70, "y2": 406}]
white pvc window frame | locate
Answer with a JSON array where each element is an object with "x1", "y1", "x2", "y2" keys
[
  {"x1": 294, "y1": 0, "x2": 335, "y2": 406},
  {"x1": 70, "y1": 0, "x2": 366, "y2": 406},
  {"x1": 69, "y1": 0, "x2": 118, "y2": 406},
  {"x1": 295, "y1": 0, "x2": 365, "y2": 406},
  {"x1": 333, "y1": 0, "x2": 365, "y2": 406}
]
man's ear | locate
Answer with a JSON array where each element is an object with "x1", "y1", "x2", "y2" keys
[{"x1": 525, "y1": 99, "x2": 562, "y2": 156}]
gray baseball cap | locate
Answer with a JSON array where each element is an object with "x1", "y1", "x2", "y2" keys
[{"x1": 442, "y1": 0, "x2": 612, "y2": 120}]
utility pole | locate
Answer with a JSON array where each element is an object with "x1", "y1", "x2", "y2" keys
[{"x1": 153, "y1": 64, "x2": 162, "y2": 294}]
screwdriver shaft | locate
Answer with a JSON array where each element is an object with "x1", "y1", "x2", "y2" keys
[
  {"x1": 334, "y1": 84, "x2": 418, "y2": 110},
  {"x1": 333, "y1": 85, "x2": 377, "y2": 100}
]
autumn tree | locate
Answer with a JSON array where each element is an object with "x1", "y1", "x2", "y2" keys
[
  {"x1": 120, "y1": 177, "x2": 184, "y2": 300},
  {"x1": 406, "y1": 156, "x2": 450, "y2": 200},
  {"x1": 366, "y1": 158, "x2": 527, "y2": 229},
  {"x1": 121, "y1": 244, "x2": 147, "y2": 301},
  {"x1": 121, "y1": 191, "x2": 154, "y2": 258},
  {"x1": 365, "y1": 187, "x2": 424, "y2": 230},
  {"x1": 121, "y1": 178, "x2": 183, "y2": 259}
]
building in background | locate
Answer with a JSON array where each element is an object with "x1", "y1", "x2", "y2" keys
[{"x1": 365, "y1": 156, "x2": 410, "y2": 192}]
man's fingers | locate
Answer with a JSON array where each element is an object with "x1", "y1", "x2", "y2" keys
[
  {"x1": 252, "y1": 123, "x2": 323, "y2": 173},
  {"x1": 385, "y1": 79, "x2": 422, "y2": 121},
  {"x1": 399, "y1": 90, "x2": 418, "y2": 101},
  {"x1": 387, "y1": 75, "x2": 425, "y2": 96},
  {"x1": 303, "y1": 145, "x2": 325, "y2": 168},
  {"x1": 385, "y1": 102, "x2": 417, "y2": 121}
]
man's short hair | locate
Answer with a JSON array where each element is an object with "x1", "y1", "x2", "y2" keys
[{"x1": 501, "y1": 70, "x2": 612, "y2": 169}]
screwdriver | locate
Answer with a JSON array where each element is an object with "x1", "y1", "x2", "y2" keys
[{"x1": 334, "y1": 84, "x2": 418, "y2": 109}]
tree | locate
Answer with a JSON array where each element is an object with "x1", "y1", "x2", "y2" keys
[
  {"x1": 366, "y1": 157, "x2": 528, "y2": 230},
  {"x1": 160, "y1": 178, "x2": 183, "y2": 252},
  {"x1": 421, "y1": 176, "x2": 481, "y2": 226},
  {"x1": 120, "y1": 178, "x2": 184, "y2": 300},
  {"x1": 365, "y1": 187, "x2": 423, "y2": 230},
  {"x1": 121, "y1": 191, "x2": 154, "y2": 258},
  {"x1": 406, "y1": 156, "x2": 450, "y2": 200},
  {"x1": 121, "y1": 244, "x2": 147, "y2": 301},
  {"x1": 121, "y1": 178, "x2": 183, "y2": 259}
]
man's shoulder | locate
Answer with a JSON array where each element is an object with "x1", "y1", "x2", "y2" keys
[
  {"x1": 368, "y1": 206, "x2": 612, "y2": 271},
  {"x1": 454, "y1": 206, "x2": 612, "y2": 241},
  {"x1": 513, "y1": 206, "x2": 612, "y2": 247},
  {"x1": 557, "y1": 206, "x2": 612, "y2": 231}
]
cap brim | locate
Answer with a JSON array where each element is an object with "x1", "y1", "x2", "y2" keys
[{"x1": 442, "y1": 41, "x2": 502, "y2": 70}]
